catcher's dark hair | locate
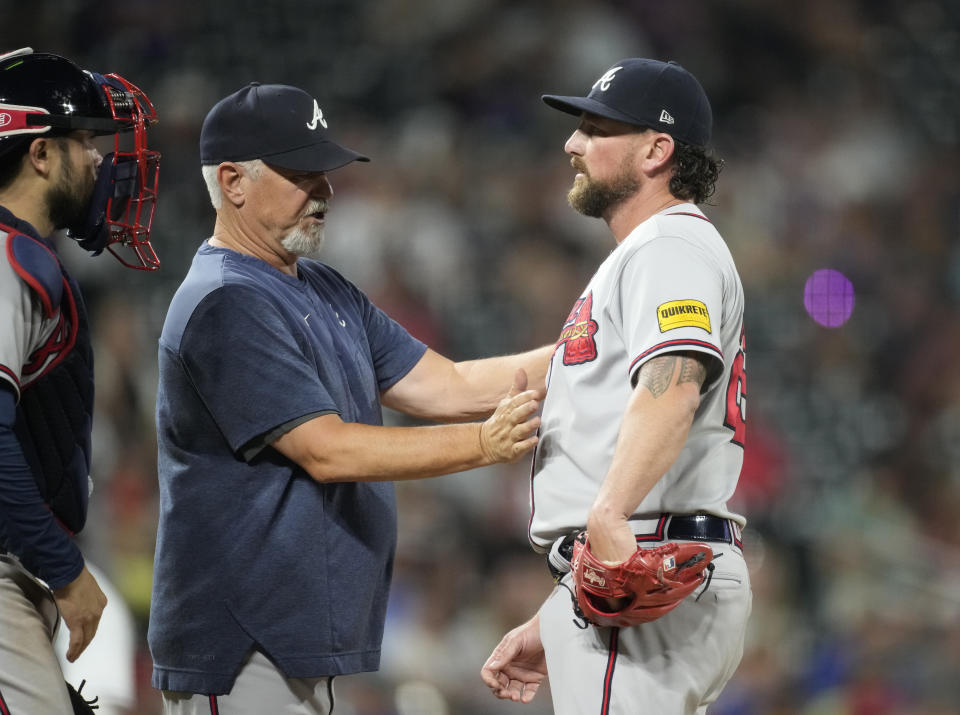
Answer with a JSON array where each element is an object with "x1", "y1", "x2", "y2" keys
[{"x1": 669, "y1": 140, "x2": 722, "y2": 205}]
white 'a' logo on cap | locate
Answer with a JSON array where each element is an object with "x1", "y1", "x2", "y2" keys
[
  {"x1": 592, "y1": 66, "x2": 622, "y2": 92},
  {"x1": 306, "y1": 99, "x2": 327, "y2": 130}
]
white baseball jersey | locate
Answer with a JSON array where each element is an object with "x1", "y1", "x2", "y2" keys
[{"x1": 529, "y1": 204, "x2": 746, "y2": 551}]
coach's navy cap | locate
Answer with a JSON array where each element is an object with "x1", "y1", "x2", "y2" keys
[
  {"x1": 542, "y1": 58, "x2": 712, "y2": 147},
  {"x1": 199, "y1": 82, "x2": 369, "y2": 171}
]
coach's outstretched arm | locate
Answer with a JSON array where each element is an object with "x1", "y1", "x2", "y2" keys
[
  {"x1": 273, "y1": 369, "x2": 541, "y2": 482},
  {"x1": 380, "y1": 345, "x2": 554, "y2": 422}
]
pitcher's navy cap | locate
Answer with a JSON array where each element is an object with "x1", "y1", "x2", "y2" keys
[
  {"x1": 200, "y1": 82, "x2": 369, "y2": 171},
  {"x1": 542, "y1": 59, "x2": 712, "y2": 147}
]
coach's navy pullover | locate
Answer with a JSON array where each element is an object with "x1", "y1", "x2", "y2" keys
[{"x1": 148, "y1": 242, "x2": 426, "y2": 694}]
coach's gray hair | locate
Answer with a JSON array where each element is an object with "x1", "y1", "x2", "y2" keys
[{"x1": 201, "y1": 159, "x2": 265, "y2": 209}]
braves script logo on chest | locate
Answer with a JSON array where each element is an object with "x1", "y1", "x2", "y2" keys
[{"x1": 557, "y1": 292, "x2": 598, "y2": 365}]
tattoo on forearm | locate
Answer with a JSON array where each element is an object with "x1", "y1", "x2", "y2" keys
[
  {"x1": 637, "y1": 356, "x2": 677, "y2": 397},
  {"x1": 678, "y1": 355, "x2": 707, "y2": 388},
  {"x1": 636, "y1": 353, "x2": 708, "y2": 397}
]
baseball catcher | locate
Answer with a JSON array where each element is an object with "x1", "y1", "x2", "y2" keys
[{"x1": 0, "y1": 47, "x2": 160, "y2": 714}]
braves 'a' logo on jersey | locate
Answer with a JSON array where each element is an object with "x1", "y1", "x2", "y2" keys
[{"x1": 557, "y1": 292, "x2": 599, "y2": 365}]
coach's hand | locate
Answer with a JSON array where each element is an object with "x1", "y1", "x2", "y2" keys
[
  {"x1": 479, "y1": 369, "x2": 541, "y2": 463},
  {"x1": 53, "y1": 564, "x2": 107, "y2": 662},
  {"x1": 482, "y1": 614, "x2": 547, "y2": 703}
]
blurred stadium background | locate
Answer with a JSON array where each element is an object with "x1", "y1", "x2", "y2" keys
[{"x1": 5, "y1": 0, "x2": 960, "y2": 712}]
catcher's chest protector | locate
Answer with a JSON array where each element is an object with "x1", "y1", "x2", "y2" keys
[{"x1": 7, "y1": 230, "x2": 95, "y2": 535}]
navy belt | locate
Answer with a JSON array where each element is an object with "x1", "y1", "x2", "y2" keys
[
  {"x1": 631, "y1": 513, "x2": 742, "y2": 548},
  {"x1": 668, "y1": 514, "x2": 733, "y2": 542}
]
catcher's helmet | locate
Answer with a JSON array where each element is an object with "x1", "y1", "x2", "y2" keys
[{"x1": 0, "y1": 47, "x2": 161, "y2": 270}]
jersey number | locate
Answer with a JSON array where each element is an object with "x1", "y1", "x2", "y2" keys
[{"x1": 723, "y1": 326, "x2": 746, "y2": 447}]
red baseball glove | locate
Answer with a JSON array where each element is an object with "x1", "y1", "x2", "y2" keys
[{"x1": 570, "y1": 533, "x2": 714, "y2": 628}]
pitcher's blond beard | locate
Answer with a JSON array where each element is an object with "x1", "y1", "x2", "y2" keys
[{"x1": 567, "y1": 150, "x2": 640, "y2": 218}]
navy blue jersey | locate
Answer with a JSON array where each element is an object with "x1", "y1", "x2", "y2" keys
[{"x1": 148, "y1": 242, "x2": 427, "y2": 694}]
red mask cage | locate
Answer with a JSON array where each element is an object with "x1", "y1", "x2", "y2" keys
[{"x1": 99, "y1": 73, "x2": 160, "y2": 271}]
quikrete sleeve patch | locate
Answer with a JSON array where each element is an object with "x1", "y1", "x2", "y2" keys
[{"x1": 657, "y1": 299, "x2": 711, "y2": 333}]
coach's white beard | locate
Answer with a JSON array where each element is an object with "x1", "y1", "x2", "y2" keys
[
  {"x1": 282, "y1": 224, "x2": 325, "y2": 259},
  {"x1": 282, "y1": 200, "x2": 328, "y2": 259}
]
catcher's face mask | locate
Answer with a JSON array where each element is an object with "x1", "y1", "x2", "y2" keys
[
  {"x1": 70, "y1": 72, "x2": 160, "y2": 270},
  {"x1": 0, "y1": 48, "x2": 161, "y2": 270}
]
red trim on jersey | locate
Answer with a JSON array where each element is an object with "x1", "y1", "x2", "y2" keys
[
  {"x1": 208, "y1": 694, "x2": 220, "y2": 714},
  {"x1": 732, "y1": 521, "x2": 743, "y2": 550},
  {"x1": 3, "y1": 229, "x2": 79, "y2": 388},
  {"x1": 22, "y1": 307, "x2": 68, "y2": 374},
  {"x1": 665, "y1": 211, "x2": 712, "y2": 223},
  {"x1": 601, "y1": 627, "x2": 620, "y2": 714},
  {"x1": 4, "y1": 231, "x2": 57, "y2": 318},
  {"x1": 20, "y1": 277, "x2": 78, "y2": 388},
  {"x1": 629, "y1": 339, "x2": 722, "y2": 374},
  {"x1": 0, "y1": 687, "x2": 11, "y2": 715},
  {"x1": 634, "y1": 514, "x2": 670, "y2": 542}
]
